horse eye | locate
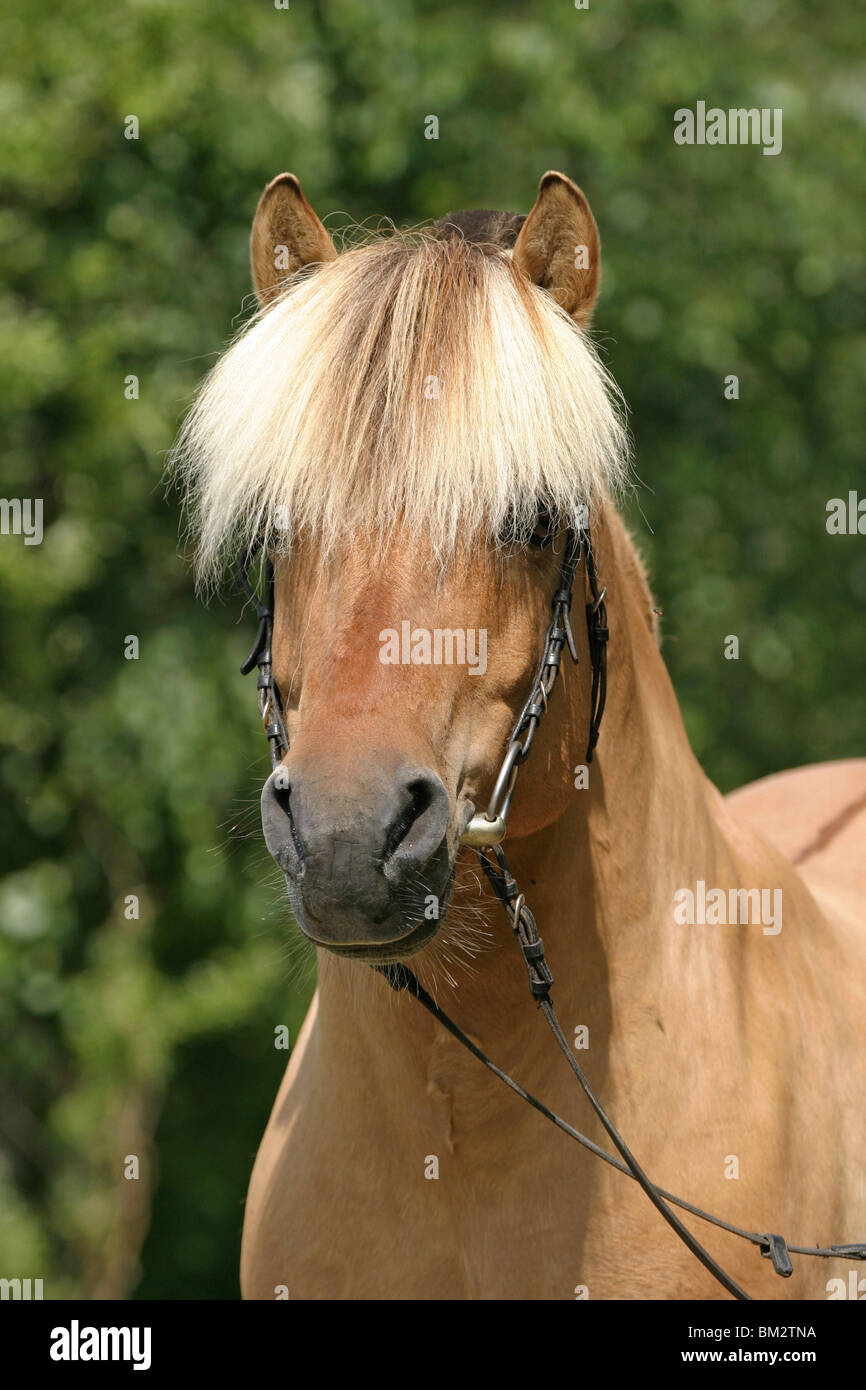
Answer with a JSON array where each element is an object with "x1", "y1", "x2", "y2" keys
[
  {"x1": 497, "y1": 504, "x2": 558, "y2": 553},
  {"x1": 527, "y1": 506, "x2": 557, "y2": 550}
]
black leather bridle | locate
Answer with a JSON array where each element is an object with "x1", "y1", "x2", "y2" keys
[{"x1": 238, "y1": 524, "x2": 865, "y2": 1301}]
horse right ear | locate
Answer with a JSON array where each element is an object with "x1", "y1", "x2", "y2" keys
[{"x1": 250, "y1": 173, "x2": 337, "y2": 305}]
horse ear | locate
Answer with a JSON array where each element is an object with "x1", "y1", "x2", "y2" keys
[
  {"x1": 250, "y1": 173, "x2": 337, "y2": 305},
  {"x1": 513, "y1": 171, "x2": 601, "y2": 327}
]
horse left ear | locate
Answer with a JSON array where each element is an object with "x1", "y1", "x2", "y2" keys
[
  {"x1": 250, "y1": 173, "x2": 337, "y2": 305},
  {"x1": 513, "y1": 171, "x2": 601, "y2": 327}
]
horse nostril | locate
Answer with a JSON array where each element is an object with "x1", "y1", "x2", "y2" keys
[
  {"x1": 261, "y1": 771, "x2": 306, "y2": 878},
  {"x1": 273, "y1": 779, "x2": 291, "y2": 821},
  {"x1": 381, "y1": 772, "x2": 449, "y2": 887},
  {"x1": 382, "y1": 779, "x2": 434, "y2": 861}
]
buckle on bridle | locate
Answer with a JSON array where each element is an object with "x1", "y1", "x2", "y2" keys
[
  {"x1": 587, "y1": 584, "x2": 607, "y2": 617},
  {"x1": 760, "y1": 1233, "x2": 794, "y2": 1278}
]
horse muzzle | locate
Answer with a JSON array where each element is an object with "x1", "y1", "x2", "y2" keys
[{"x1": 260, "y1": 760, "x2": 454, "y2": 959}]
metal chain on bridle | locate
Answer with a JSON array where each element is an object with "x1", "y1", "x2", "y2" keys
[
  {"x1": 459, "y1": 526, "x2": 605, "y2": 851},
  {"x1": 238, "y1": 539, "x2": 288, "y2": 771},
  {"x1": 238, "y1": 523, "x2": 865, "y2": 1302}
]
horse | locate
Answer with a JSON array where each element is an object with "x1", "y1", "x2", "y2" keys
[{"x1": 173, "y1": 170, "x2": 866, "y2": 1300}]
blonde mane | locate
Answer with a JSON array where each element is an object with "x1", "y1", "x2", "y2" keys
[{"x1": 171, "y1": 229, "x2": 629, "y2": 586}]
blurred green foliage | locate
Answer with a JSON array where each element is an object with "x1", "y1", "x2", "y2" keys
[{"x1": 0, "y1": 0, "x2": 863, "y2": 1298}]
